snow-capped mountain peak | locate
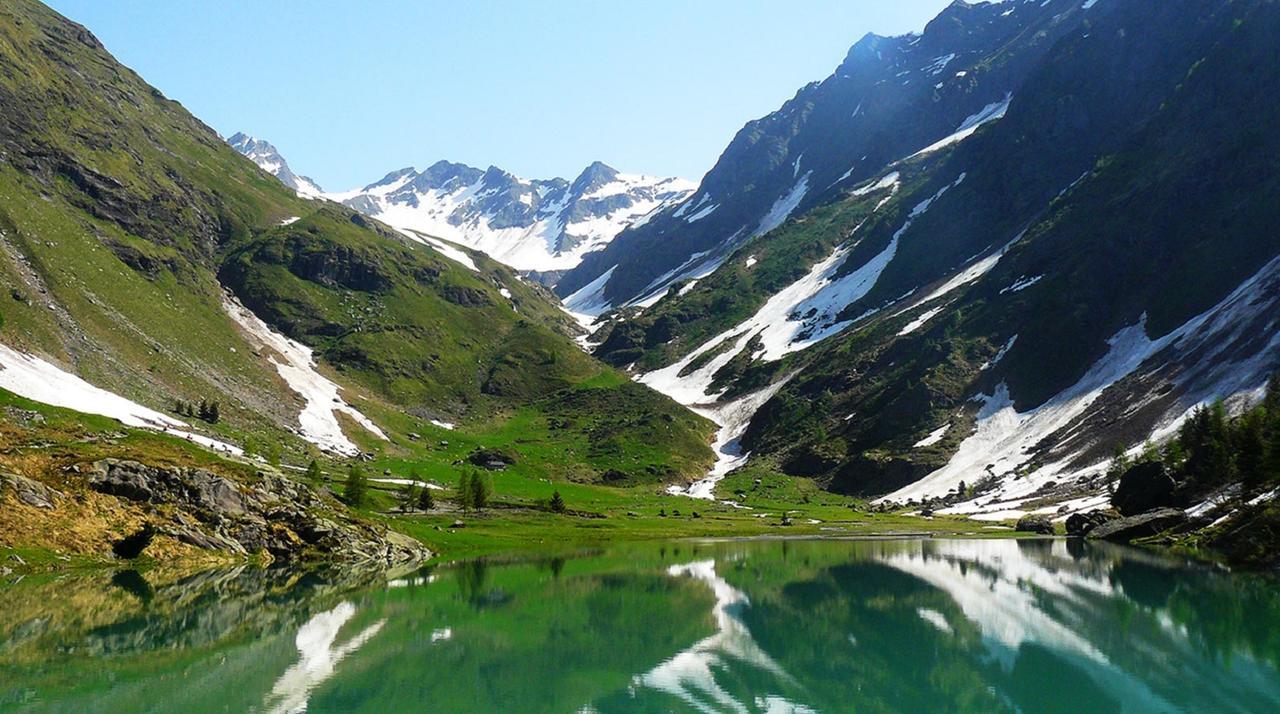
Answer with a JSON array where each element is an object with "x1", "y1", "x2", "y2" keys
[
  {"x1": 228, "y1": 136, "x2": 693, "y2": 278},
  {"x1": 227, "y1": 135, "x2": 691, "y2": 278},
  {"x1": 226, "y1": 132, "x2": 324, "y2": 198}
]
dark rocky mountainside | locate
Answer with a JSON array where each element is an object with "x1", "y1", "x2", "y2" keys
[
  {"x1": 557, "y1": 0, "x2": 1092, "y2": 309},
  {"x1": 589, "y1": 0, "x2": 1280, "y2": 529}
]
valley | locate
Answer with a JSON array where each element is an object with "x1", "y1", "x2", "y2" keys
[
  {"x1": 3, "y1": 0, "x2": 1280, "y2": 709},
  {"x1": 1, "y1": 0, "x2": 1279, "y2": 585}
]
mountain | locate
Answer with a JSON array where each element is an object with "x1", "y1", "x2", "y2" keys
[
  {"x1": 556, "y1": 0, "x2": 1092, "y2": 312},
  {"x1": 588, "y1": 0, "x2": 1280, "y2": 521},
  {"x1": 227, "y1": 132, "x2": 325, "y2": 198},
  {"x1": 228, "y1": 138, "x2": 694, "y2": 279},
  {"x1": 0, "y1": 0, "x2": 714, "y2": 507}
]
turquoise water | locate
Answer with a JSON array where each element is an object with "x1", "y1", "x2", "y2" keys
[{"x1": 2, "y1": 538, "x2": 1278, "y2": 712}]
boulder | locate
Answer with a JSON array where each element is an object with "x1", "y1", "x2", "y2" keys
[
  {"x1": 1112, "y1": 461, "x2": 1179, "y2": 516},
  {"x1": 1065, "y1": 510, "x2": 1114, "y2": 538},
  {"x1": 1015, "y1": 514, "x2": 1055, "y2": 535},
  {"x1": 0, "y1": 472, "x2": 64, "y2": 509},
  {"x1": 1088, "y1": 508, "x2": 1187, "y2": 543}
]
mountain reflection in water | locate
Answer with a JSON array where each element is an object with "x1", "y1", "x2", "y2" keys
[{"x1": 2, "y1": 539, "x2": 1278, "y2": 713}]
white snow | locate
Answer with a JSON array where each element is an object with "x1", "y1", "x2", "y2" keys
[
  {"x1": 754, "y1": 172, "x2": 811, "y2": 238},
  {"x1": 666, "y1": 379, "x2": 792, "y2": 500},
  {"x1": 898, "y1": 306, "x2": 944, "y2": 336},
  {"x1": 396, "y1": 228, "x2": 479, "y2": 272},
  {"x1": 745, "y1": 255, "x2": 758, "y2": 269},
  {"x1": 1248, "y1": 486, "x2": 1280, "y2": 507},
  {"x1": 561, "y1": 265, "x2": 616, "y2": 328},
  {"x1": 1000, "y1": 274, "x2": 1043, "y2": 294},
  {"x1": 914, "y1": 423, "x2": 951, "y2": 448},
  {"x1": 923, "y1": 53, "x2": 957, "y2": 75},
  {"x1": 887, "y1": 253, "x2": 1280, "y2": 510},
  {"x1": 851, "y1": 171, "x2": 901, "y2": 197},
  {"x1": 637, "y1": 175, "x2": 974, "y2": 495},
  {"x1": 980, "y1": 335, "x2": 1018, "y2": 370},
  {"x1": 685, "y1": 202, "x2": 719, "y2": 223},
  {"x1": 430, "y1": 419, "x2": 455, "y2": 431},
  {"x1": 224, "y1": 297, "x2": 387, "y2": 456},
  {"x1": 278, "y1": 216, "x2": 301, "y2": 226},
  {"x1": 330, "y1": 168, "x2": 693, "y2": 274},
  {"x1": 0, "y1": 342, "x2": 242, "y2": 455},
  {"x1": 909, "y1": 93, "x2": 1012, "y2": 158}
]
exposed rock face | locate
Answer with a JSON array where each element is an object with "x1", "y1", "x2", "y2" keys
[
  {"x1": 0, "y1": 472, "x2": 64, "y2": 509},
  {"x1": 1066, "y1": 511, "x2": 1114, "y2": 538},
  {"x1": 85, "y1": 459, "x2": 428, "y2": 565},
  {"x1": 1088, "y1": 508, "x2": 1188, "y2": 544},
  {"x1": 1015, "y1": 514, "x2": 1054, "y2": 535},
  {"x1": 1113, "y1": 462, "x2": 1181, "y2": 516}
]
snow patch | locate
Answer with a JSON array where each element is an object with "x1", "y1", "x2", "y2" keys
[
  {"x1": 910, "y1": 93, "x2": 1012, "y2": 158},
  {"x1": 914, "y1": 423, "x2": 951, "y2": 448},
  {"x1": 0, "y1": 342, "x2": 242, "y2": 455},
  {"x1": 755, "y1": 172, "x2": 811, "y2": 238},
  {"x1": 224, "y1": 297, "x2": 387, "y2": 456}
]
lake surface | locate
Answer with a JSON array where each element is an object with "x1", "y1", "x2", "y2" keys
[{"x1": 2, "y1": 538, "x2": 1278, "y2": 713}]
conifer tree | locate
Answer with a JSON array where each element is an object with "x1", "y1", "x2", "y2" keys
[
  {"x1": 456, "y1": 470, "x2": 474, "y2": 511},
  {"x1": 470, "y1": 469, "x2": 491, "y2": 512},
  {"x1": 345, "y1": 465, "x2": 369, "y2": 508},
  {"x1": 550, "y1": 490, "x2": 566, "y2": 513},
  {"x1": 399, "y1": 479, "x2": 419, "y2": 513},
  {"x1": 417, "y1": 483, "x2": 435, "y2": 511}
]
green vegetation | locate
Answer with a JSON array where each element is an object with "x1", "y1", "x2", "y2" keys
[
  {"x1": 344, "y1": 465, "x2": 370, "y2": 508},
  {"x1": 1110, "y1": 375, "x2": 1280, "y2": 491},
  {"x1": 0, "y1": 0, "x2": 716, "y2": 495}
]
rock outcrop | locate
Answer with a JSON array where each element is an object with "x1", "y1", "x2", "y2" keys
[
  {"x1": 1015, "y1": 514, "x2": 1055, "y2": 535},
  {"x1": 84, "y1": 459, "x2": 428, "y2": 565},
  {"x1": 1113, "y1": 462, "x2": 1182, "y2": 516},
  {"x1": 1, "y1": 472, "x2": 64, "y2": 510},
  {"x1": 1087, "y1": 508, "x2": 1188, "y2": 544},
  {"x1": 1065, "y1": 510, "x2": 1114, "y2": 538}
]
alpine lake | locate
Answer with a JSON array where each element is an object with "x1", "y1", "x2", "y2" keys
[{"x1": 2, "y1": 538, "x2": 1278, "y2": 713}]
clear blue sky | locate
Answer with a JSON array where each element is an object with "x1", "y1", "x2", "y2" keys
[{"x1": 46, "y1": 0, "x2": 954, "y2": 189}]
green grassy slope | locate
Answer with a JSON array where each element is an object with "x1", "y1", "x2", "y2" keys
[{"x1": 0, "y1": 0, "x2": 713, "y2": 488}]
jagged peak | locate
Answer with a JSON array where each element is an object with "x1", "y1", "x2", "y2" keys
[{"x1": 363, "y1": 166, "x2": 417, "y2": 191}]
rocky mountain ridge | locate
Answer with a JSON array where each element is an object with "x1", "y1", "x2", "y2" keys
[{"x1": 231, "y1": 138, "x2": 694, "y2": 280}]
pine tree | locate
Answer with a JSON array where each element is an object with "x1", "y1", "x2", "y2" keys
[
  {"x1": 550, "y1": 490, "x2": 566, "y2": 513},
  {"x1": 417, "y1": 484, "x2": 435, "y2": 511},
  {"x1": 1263, "y1": 373, "x2": 1280, "y2": 422},
  {"x1": 470, "y1": 470, "x2": 491, "y2": 512},
  {"x1": 344, "y1": 465, "x2": 369, "y2": 508},
  {"x1": 399, "y1": 479, "x2": 419, "y2": 513},
  {"x1": 456, "y1": 470, "x2": 474, "y2": 511},
  {"x1": 305, "y1": 459, "x2": 323, "y2": 481},
  {"x1": 198, "y1": 399, "x2": 210, "y2": 422},
  {"x1": 208, "y1": 401, "x2": 220, "y2": 423},
  {"x1": 1237, "y1": 409, "x2": 1268, "y2": 484}
]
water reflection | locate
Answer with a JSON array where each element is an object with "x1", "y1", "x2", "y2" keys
[
  {"x1": 634, "y1": 560, "x2": 806, "y2": 714},
  {"x1": 262, "y1": 602, "x2": 386, "y2": 714},
  {"x1": 1, "y1": 540, "x2": 1278, "y2": 713}
]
